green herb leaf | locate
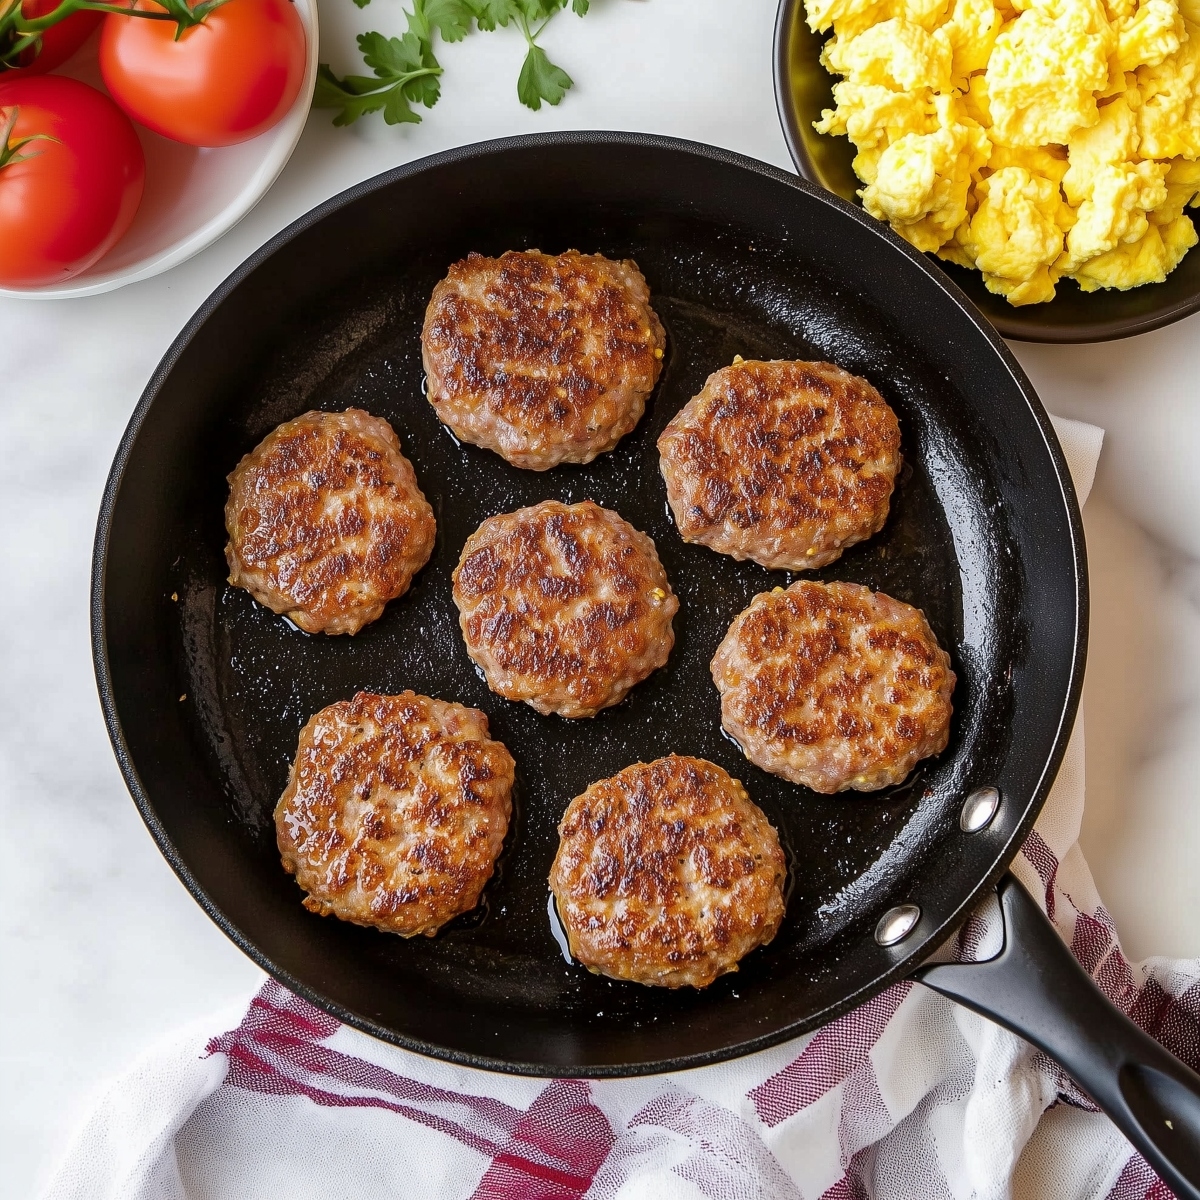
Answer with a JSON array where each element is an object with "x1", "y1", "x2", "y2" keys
[
  {"x1": 512, "y1": 0, "x2": 568, "y2": 21},
  {"x1": 314, "y1": 25, "x2": 444, "y2": 126},
  {"x1": 313, "y1": 63, "x2": 352, "y2": 103},
  {"x1": 325, "y1": 0, "x2": 590, "y2": 127},
  {"x1": 359, "y1": 29, "x2": 426, "y2": 77},
  {"x1": 403, "y1": 62, "x2": 442, "y2": 106},
  {"x1": 314, "y1": 65, "x2": 388, "y2": 125},
  {"x1": 341, "y1": 73, "x2": 397, "y2": 93},
  {"x1": 516, "y1": 42, "x2": 571, "y2": 109},
  {"x1": 383, "y1": 86, "x2": 423, "y2": 124},
  {"x1": 423, "y1": 0, "x2": 474, "y2": 40},
  {"x1": 465, "y1": 0, "x2": 517, "y2": 31}
]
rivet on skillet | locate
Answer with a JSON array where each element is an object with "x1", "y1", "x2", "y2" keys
[
  {"x1": 960, "y1": 787, "x2": 1001, "y2": 833},
  {"x1": 875, "y1": 904, "x2": 921, "y2": 947}
]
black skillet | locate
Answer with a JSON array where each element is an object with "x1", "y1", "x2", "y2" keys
[
  {"x1": 92, "y1": 133, "x2": 1200, "y2": 1195},
  {"x1": 772, "y1": 0, "x2": 1200, "y2": 343}
]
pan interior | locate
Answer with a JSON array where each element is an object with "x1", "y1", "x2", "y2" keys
[{"x1": 100, "y1": 140, "x2": 1078, "y2": 1073}]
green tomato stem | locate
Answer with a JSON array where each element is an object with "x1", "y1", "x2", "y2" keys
[
  {"x1": 0, "y1": 0, "x2": 226, "y2": 72},
  {"x1": 0, "y1": 105, "x2": 58, "y2": 171}
]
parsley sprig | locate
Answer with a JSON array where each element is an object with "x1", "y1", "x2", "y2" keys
[{"x1": 314, "y1": 0, "x2": 590, "y2": 127}]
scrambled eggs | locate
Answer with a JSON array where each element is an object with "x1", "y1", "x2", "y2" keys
[{"x1": 806, "y1": 0, "x2": 1200, "y2": 302}]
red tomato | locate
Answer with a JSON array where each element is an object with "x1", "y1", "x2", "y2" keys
[
  {"x1": 99, "y1": 0, "x2": 306, "y2": 147},
  {"x1": 0, "y1": 76, "x2": 144, "y2": 287},
  {"x1": 6, "y1": 0, "x2": 102, "y2": 75}
]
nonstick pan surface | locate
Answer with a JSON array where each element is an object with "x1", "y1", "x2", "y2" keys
[{"x1": 93, "y1": 133, "x2": 1086, "y2": 1075}]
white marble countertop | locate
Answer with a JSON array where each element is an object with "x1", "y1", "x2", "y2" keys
[{"x1": 3, "y1": 1, "x2": 1199, "y2": 1194}]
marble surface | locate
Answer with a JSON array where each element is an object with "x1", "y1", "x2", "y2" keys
[{"x1": 2, "y1": 0, "x2": 1199, "y2": 1194}]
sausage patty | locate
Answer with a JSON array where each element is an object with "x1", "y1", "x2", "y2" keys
[
  {"x1": 422, "y1": 250, "x2": 666, "y2": 470},
  {"x1": 549, "y1": 755, "x2": 787, "y2": 988},
  {"x1": 225, "y1": 409, "x2": 436, "y2": 635},
  {"x1": 452, "y1": 500, "x2": 678, "y2": 718},
  {"x1": 275, "y1": 691, "x2": 515, "y2": 937},
  {"x1": 657, "y1": 359, "x2": 901, "y2": 571},
  {"x1": 711, "y1": 580, "x2": 955, "y2": 793}
]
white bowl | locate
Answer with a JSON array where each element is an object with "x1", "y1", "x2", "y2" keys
[{"x1": 0, "y1": 0, "x2": 318, "y2": 300}]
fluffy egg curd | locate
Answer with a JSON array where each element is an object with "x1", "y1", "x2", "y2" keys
[{"x1": 805, "y1": 0, "x2": 1200, "y2": 303}]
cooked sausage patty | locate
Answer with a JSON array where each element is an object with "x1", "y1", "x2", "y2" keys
[
  {"x1": 225, "y1": 409, "x2": 436, "y2": 635},
  {"x1": 711, "y1": 581, "x2": 955, "y2": 793},
  {"x1": 658, "y1": 359, "x2": 901, "y2": 571},
  {"x1": 453, "y1": 500, "x2": 678, "y2": 719},
  {"x1": 549, "y1": 755, "x2": 787, "y2": 988},
  {"x1": 276, "y1": 691, "x2": 515, "y2": 937},
  {"x1": 422, "y1": 250, "x2": 666, "y2": 470}
]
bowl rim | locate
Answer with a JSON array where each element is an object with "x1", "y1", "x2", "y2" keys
[
  {"x1": 0, "y1": 0, "x2": 320, "y2": 301},
  {"x1": 772, "y1": 0, "x2": 1200, "y2": 344}
]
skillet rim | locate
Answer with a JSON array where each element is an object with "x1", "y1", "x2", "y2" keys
[{"x1": 91, "y1": 130, "x2": 1089, "y2": 1076}]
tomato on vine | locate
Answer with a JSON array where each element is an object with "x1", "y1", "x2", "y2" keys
[
  {"x1": 2, "y1": 0, "x2": 101, "y2": 74},
  {"x1": 100, "y1": 0, "x2": 306, "y2": 147},
  {"x1": 0, "y1": 75, "x2": 143, "y2": 286},
  {"x1": 1, "y1": 0, "x2": 176, "y2": 75}
]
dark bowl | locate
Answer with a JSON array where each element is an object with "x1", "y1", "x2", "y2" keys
[{"x1": 773, "y1": 0, "x2": 1200, "y2": 343}]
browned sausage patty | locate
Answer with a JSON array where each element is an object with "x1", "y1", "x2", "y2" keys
[
  {"x1": 453, "y1": 500, "x2": 678, "y2": 719},
  {"x1": 422, "y1": 250, "x2": 666, "y2": 470},
  {"x1": 275, "y1": 691, "x2": 515, "y2": 937},
  {"x1": 549, "y1": 755, "x2": 787, "y2": 988},
  {"x1": 711, "y1": 581, "x2": 955, "y2": 793},
  {"x1": 225, "y1": 409, "x2": 436, "y2": 635},
  {"x1": 658, "y1": 359, "x2": 901, "y2": 571}
]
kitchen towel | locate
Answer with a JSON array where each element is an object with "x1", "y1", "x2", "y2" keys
[{"x1": 43, "y1": 416, "x2": 1200, "y2": 1200}]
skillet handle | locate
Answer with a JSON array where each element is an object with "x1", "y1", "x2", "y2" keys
[{"x1": 914, "y1": 874, "x2": 1200, "y2": 1200}]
